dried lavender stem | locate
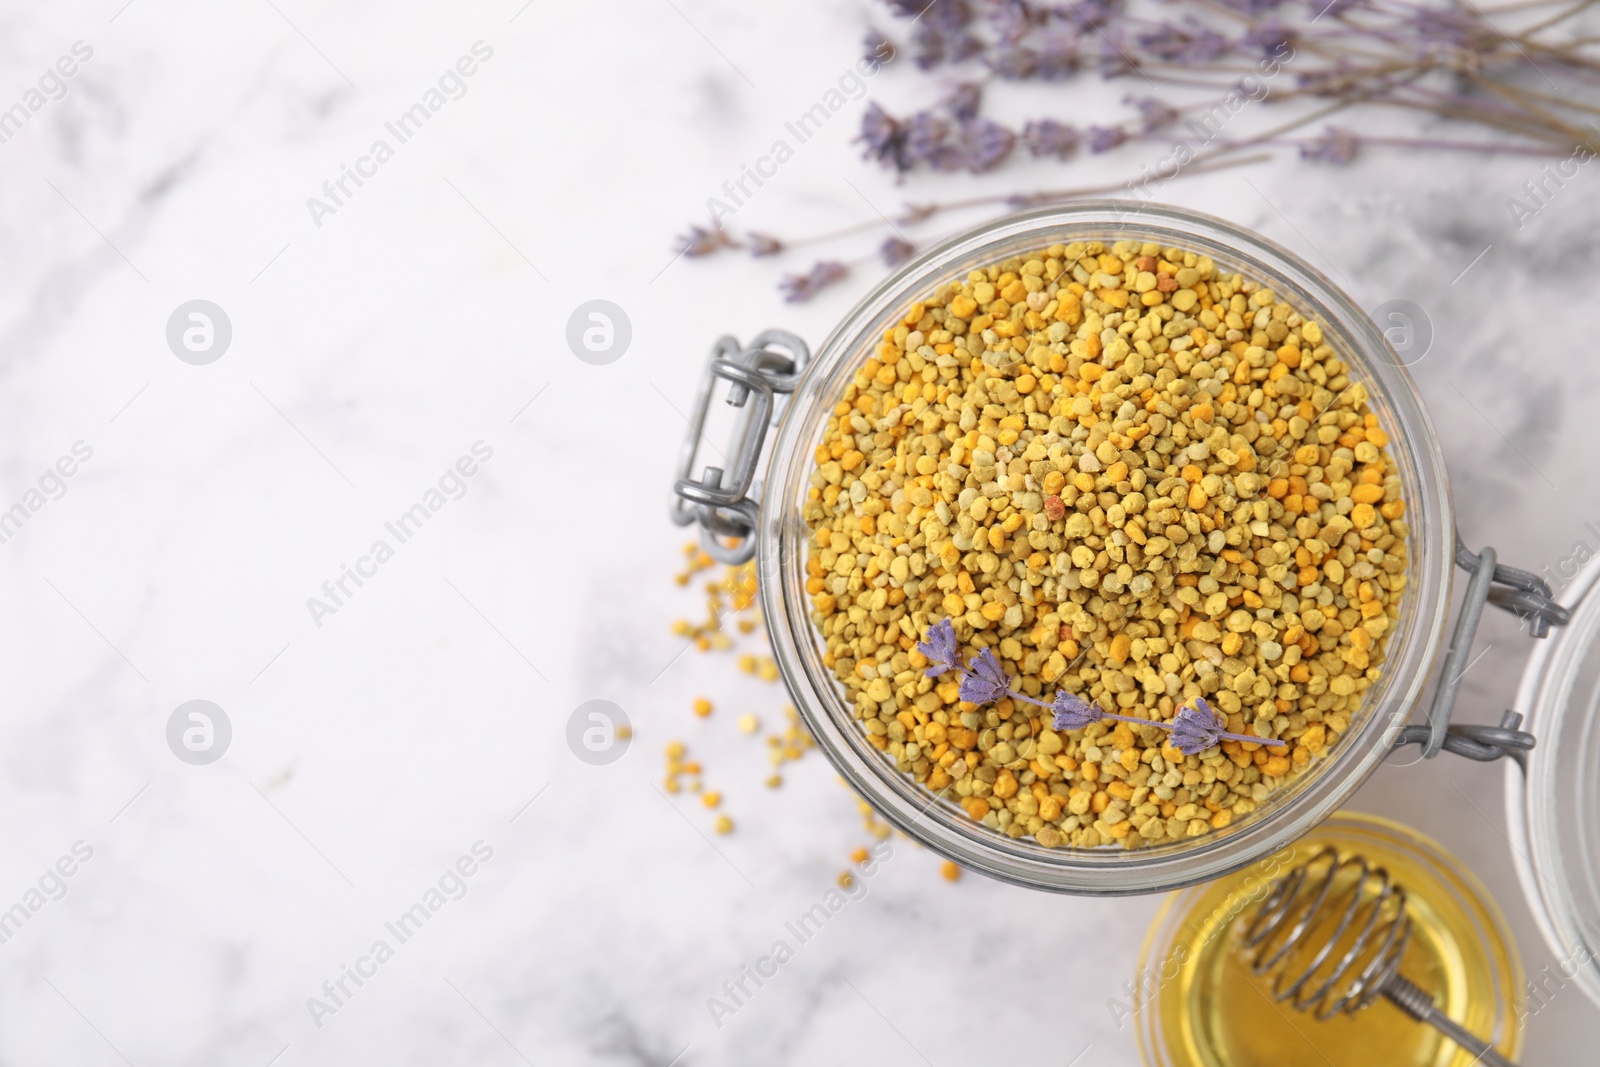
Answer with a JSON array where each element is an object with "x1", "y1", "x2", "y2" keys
[
  {"x1": 1521, "y1": 0, "x2": 1600, "y2": 35},
  {"x1": 764, "y1": 154, "x2": 1266, "y2": 254},
  {"x1": 1495, "y1": 77, "x2": 1600, "y2": 121},
  {"x1": 1470, "y1": 75, "x2": 1600, "y2": 143}
]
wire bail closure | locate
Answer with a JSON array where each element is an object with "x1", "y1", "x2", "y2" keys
[
  {"x1": 669, "y1": 330, "x2": 810, "y2": 565},
  {"x1": 1389, "y1": 533, "x2": 1570, "y2": 765}
]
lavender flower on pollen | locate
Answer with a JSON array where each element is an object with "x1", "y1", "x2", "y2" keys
[
  {"x1": 958, "y1": 647, "x2": 1012, "y2": 705},
  {"x1": 916, "y1": 618, "x2": 961, "y2": 677},
  {"x1": 1169, "y1": 698, "x2": 1287, "y2": 754},
  {"x1": 1051, "y1": 691, "x2": 1103, "y2": 732},
  {"x1": 917, "y1": 623, "x2": 1289, "y2": 757}
]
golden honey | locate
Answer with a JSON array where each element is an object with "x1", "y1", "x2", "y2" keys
[{"x1": 1136, "y1": 812, "x2": 1523, "y2": 1067}]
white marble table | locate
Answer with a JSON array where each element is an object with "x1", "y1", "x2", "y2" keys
[{"x1": 1, "y1": 1, "x2": 1594, "y2": 1063}]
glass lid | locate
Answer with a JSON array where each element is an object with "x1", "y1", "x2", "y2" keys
[{"x1": 1508, "y1": 549, "x2": 1600, "y2": 1009}]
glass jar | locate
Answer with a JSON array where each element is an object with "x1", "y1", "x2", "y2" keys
[
  {"x1": 1507, "y1": 548, "x2": 1600, "y2": 1010},
  {"x1": 671, "y1": 201, "x2": 1550, "y2": 896}
]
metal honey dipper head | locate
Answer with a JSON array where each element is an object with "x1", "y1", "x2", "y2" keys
[{"x1": 1237, "y1": 846, "x2": 1517, "y2": 1067}]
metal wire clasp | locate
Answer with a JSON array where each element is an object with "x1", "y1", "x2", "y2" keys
[
  {"x1": 1390, "y1": 532, "x2": 1571, "y2": 764},
  {"x1": 669, "y1": 330, "x2": 810, "y2": 565}
]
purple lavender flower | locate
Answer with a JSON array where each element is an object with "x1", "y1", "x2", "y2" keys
[
  {"x1": 1022, "y1": 118, "x2": 1081, "y2": 159},
  {"x1": 987, "y1": 46, "x2": 1039, "y2": 80},
  {"x1": 1136, "y1": 23, "x2": 1185, "y2": 58},
  {"x1": 960, "y1": 116, "x2": 1016, "y2": 172},
  {"x1": 1065, "y1": 0, "x2": 1122, "y2": 32},
  {"x1": 1242, "y1": 21, "x2": 1295, "y2": 54},
  {"x1": 894, "y1": 110, "x2": 1012, "y2": 173},
  {"x1": 1217, "y1": 0, "x2": 1284, "y2": 15},
  {"x1": 1169, "y1": 700, "x2": 1227, "y2": 754},
  {"x1": 1052, "y1": 691, "x2": 1102, "y2": 732},
  {"x1": 916, "y1": 617, "x2": 961, "y2": 677},
  {"x1": 1169, "y1": 698, "x2": 1289, "y2": 755},
  {"x1": 909, "y1": 22, "x2": 983, "y2": 70},
  {"x1": 986, "y1": 0, "x2": 1034, "y2": 43},
  {"x1": 858, "y1": 102, "x2": 907, "y2": 171},
  {"x1": 1184, "y1": 25, "x2": 1231, "y2": 62},
  {"x1": 1308, "y1": 0, "x2": 1361, "y2": 19},
  {"x1": 903, "y1": 110, "x2": 957, "y2": 171},
  {"x1": 889, "y1": 0, "x2": 974, "y2": 32},
  {"x1": 1138, "y1": 23, "x2": 1230, "y2": 63},
  {"x1": 1301, "y1": 126, "x2": 1359, "y2": 164},
  {"x1": 946, "y1": 31, "x2": 985, "y2": 64},
  {"x1": 748, "y1": 233, "x2": 783, "y2": 257},
  {"x1": 1296, "y1": 64, "x2": 1356, "y2": 97},
  {"x1": 1125, "y1": 94, "x2": 1179, "y2": 131},
  {"x1": 958, "y1": 647, "x2": 1011, "y2": 705},
  {"x1": 863, "y1": 28, "x2": 896, "y2": 65},
  {"x1": 1410, "y1": 8, "x2": 1476, "y2": 46},
  {"x1": 1034, "y1": 27, "x2": 1081, "y2": 79},
  {"x1": 778, "y1": 261, "x2": 848, "y2": 303},
  {"x1": 1093, "y1": 32, "x2": 1136, "y2": 77},
  {"x1": 1087, "y1": 125, "x2": 1129, "y2": 153},
  {"x1": 880, "y1": 236, "x2": 916, "y2": 267},
  {"x1": 942, "y1": 82, "x2": 984, "y2": 121},
  {"x1": 910, "y1": 23, "x2": 948, "y2": 69},
  {"x1": 674, "y1": 225, "x2": 732, "y2": 258}
]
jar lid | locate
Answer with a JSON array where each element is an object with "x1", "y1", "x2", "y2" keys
[{"x1": 1508, "y1": 545, "x2": 1600, "y2": 1009}]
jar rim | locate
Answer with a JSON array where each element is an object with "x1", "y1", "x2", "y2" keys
[{"x1": 758, "y1": 200, "x2": 1456, "y2": 894}]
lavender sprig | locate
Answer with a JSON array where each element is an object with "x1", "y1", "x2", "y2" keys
[
  {"x1": 855, "y1": 0, "x2": 1600, "y2": 180},
  {"x1": 1170, "y1": 698, "x2": 1287, "y2": 751},
  {"x1": 879, "y1": 235, "x2": 916, "y2": 266},
  {"x1": 957, "y1": 647, "x2": 1012, "y2": 705},
  {"x1": 916, "y1": 617, "x2": 960, "y2": 676},
  {"x1": 680, "y1": 0, "x2": 1600, "y2": 299},
  {"x1": 777, "y1": 261, "x2": 848, "y2": 303},
  {"x1": 916, "y1": 619, "x2": 1286, "y2": 756}
]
